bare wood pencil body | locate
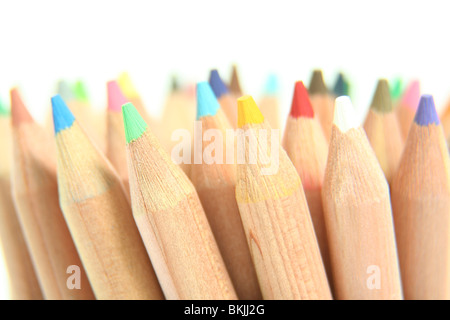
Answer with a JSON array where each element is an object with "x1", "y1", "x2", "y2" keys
[
  {"x1": 259, "y1": 96, "x2": 280, "y2": 129},
  {"x1": 124, "y1": 103, "x2": 237, "y2": 300},
  {"x1": 190, "y1": 110, "x2": 261, "y2": 300},
  {"x1": 236, "y1": 96, "x2": 331, "y2": 300},
  {"x1": 218, "y1": 95, "x2": 238, "y2": 127},
  {"x1": 54, "y1": 101, "x2": 163, "y2": 299},
  {"x1": 322, "y1": 124, "x2": 402, "y2": 299},
  {"x1": 10, "y1": 93, "x2": 94, "y2": 300},
  {"x1": 0, "y1": 115, "x2": 42, "y2": 299},
  {"x1": 391, "y1": 97, "x2": 450, "y2": 299}
]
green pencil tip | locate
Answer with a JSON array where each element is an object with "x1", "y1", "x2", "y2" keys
[
  {"x1": 122, "y1": 102, "x2": 148, "y2": 144},
  {"x1": 0, "y1": 98, "x2": 10, "y2": 116},
  {"x1": 390, "y1": 78, "x2": 403, "y2": 100},
  {"x1": 73, "y1": 81, "x2": 89, "y2": 103}
]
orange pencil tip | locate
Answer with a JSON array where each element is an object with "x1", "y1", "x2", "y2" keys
[{"x1": 10, "y1": 88, "x2": 33, "y2": 127}]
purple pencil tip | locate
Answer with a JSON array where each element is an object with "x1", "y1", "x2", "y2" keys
[{"x1": 414, "y1": 94, "x2": 440, "y2": 126}]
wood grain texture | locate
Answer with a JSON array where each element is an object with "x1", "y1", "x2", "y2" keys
[
  {"x1": 236, "y1": 120, "x2": 331, "y2": 300},
  {"x1": 126, "y1": 127, "x2": 237, "y2": 300},
  {"x1": 11, "y1": 121, "x2": 95, "y2": 300},
  {"x1": 322, "y1": 125, "x2": 402, "y2": 300},
  {"x1": 190, "y1": 110, "x2": 261, "y2": 300},
  {"x1": 56, "y1": 122, "x2": 163, "y2": 300},
  {"x1": 391, "y1": 123, "x2": 450, "y2": 299}
]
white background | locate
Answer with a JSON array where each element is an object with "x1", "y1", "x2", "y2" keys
[{"x1": 1, "y1": 0, "x2": 450, "y2": 299}]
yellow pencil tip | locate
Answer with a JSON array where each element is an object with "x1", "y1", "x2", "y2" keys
[
  {"x1": 237, "y1": 95, "x2": 264, "y2": 128},
  {"x1": 118, "y1": 72, "x2": 139, "y2": 99}
]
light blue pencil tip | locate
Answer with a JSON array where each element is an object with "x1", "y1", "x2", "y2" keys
[
  {"x1": 196, "y1": 82, "x2": 221, "y2": 119},
  {"x1": 52, "y1": 94, "x2": 75, "y2": 134},
  {"x1": 264, "y1": 74, "x2": 279, "y2": 95}
]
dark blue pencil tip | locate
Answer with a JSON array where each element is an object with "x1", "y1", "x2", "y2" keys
[
  {"x1": 209, "y1": 70, "x2": 229, "y2": 98},
  {"x1": 414, "y1": 94, "x2": 440, "y2": 126},
  {"x1": 333, "y1": 73, "x2": 346, "y2": 96},
  {"x1": 52, "y1": 94, "x2": 75, "y2": 134},
  {"x1": 197, "y1": 82, "x2": 220, "y2": 119}
]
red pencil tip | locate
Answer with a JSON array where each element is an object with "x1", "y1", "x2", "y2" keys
[
  {"x1": 290, "y1": 81, "x2": 314, "y2": 118},
  {"x1": 107, "y1": 80, "x2": 128, "y2": 112},
  {"x1": 10, "y1": 88, "x2": 33, "y2": 127}
]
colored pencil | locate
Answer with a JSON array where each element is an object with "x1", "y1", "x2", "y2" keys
[
  {"x1": 209, "y1": 69, "x2": 238, "y2": 127},
  {"x1": 10, "y1": 89, "x2": 95, "y2": 300},
  {"x1": 322, "y1": 96, "x2": 402, "y2": 300},
  {"x1": 282, "y1": 81, "x2": 332, "y2": 284},
  {"x1": 52, "y1": 95, "x2": 163, "y2": 300},
  {"x1": 229, "y1": 64, "x2": 243, "y2": 99},
  {"x1": 235, "y1": 95, "x2": 331, "y2": 300},
  {"x1": 439, "y1": 98, "x2": 450, "y2": 142},
  {"x1": 363, "y1": 79, "x2": 404, "y2": 183},
  {"x1": 391, "y1": 95, "x2": 450, "y2": 299},
  {"x1": 308, "y1": 69, "x2": 334, "y2": 142},
  {"x1": 106, "y1": 80, "x2": 130, "y2": 197},
  {"x1": 396, "y1": 80, "x2": 420, "y2": 140},
  {"x1": 258, "y1": 74, "x2": 281, "y2": 129},
  {"x1": 390, "y1": 77, "x2": 403, "y2": 104},
  {"x1": 0, "y1": 100, "x2": 42, "y2": 300},
  {"x1": 118, "y1": 72, "x2": 153, "y2": 123},
  {"x1": 123, "y1": 102, "x2": 237, "y2": 300},
  {"x1": 190, "y1": 82, "x2": 261, "y2": 300},
  {"x1": 332, "y1": 72, "x2": 350, "y2": 97}
]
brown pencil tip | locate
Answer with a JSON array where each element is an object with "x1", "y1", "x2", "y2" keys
[
  {"x1": 229, "y1": 65, "x2": 243, "y2": 96},
  {"x1": 10, "y1": 88, "x2": 33, "y2": 127},
  {"x1": 308, "y1": 70, "x2": 328, "y2": 95},
  {"x1": 370, "y1": 79, "x2": 393, "y2": 113}
]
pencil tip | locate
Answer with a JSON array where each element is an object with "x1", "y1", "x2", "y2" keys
[
  {"x1": 334, "y1": 96, "x2": 359, "y2": 132},
  {"x1": 10, "y1": 88, "x2": 33, "y2": 126},
  {"x1": 107, "y1": 80, "x2": 128, "y2": 112},
  {"x1": 370, "y1": 79, "x2": 393, "y2": 112},
  {"x1": 333, "y1": 73, "x2": 349, "y2": 96},
  {"x1": 73, "y1": 81, "x2": 89, "y2": 103},
  {"x1": 290, "y1": 81, "x2": 314, "y2": 118},
  {"x1": 51, "y1": 94, "x2": 75, "y2": 134},
  {"x1": 401, "y1": 80, "x2": 420, "y2": 110},
  {"x1": 0, "y1": 98, "x2": 9, "y2": 116},
  {"x1": 196, "y1": 82, "x2": 220, "y2": 119},
  {"x1": 57, "y1": 80, "x2": 75, "y2": 102},
  {"x1": 209, "y1": 69, "x2": 229, "y2": 98},
  {"x1": 237, "y1": 95, "x2": 264, "y2": 128},
  {"x1": 308, "y1": 69, "x2": 328, "y2": 95},
  {"x1": 122, "y1": 102, "x2": 148, "y2": 144},
  {"x1": 390, "y1": 77, "x2": 403, "y2": 100},
  {"x1": 264, "y1": 74, "x2": 279, "y2": 95},
  {"x1": 230, "y1": 65, "x2": 243, "y2": 96},
  {"x1": 118, "y1": 72, "x2": 139, "y2": 99},
  {"x1": 171, "y1": 75, "x2": 179, "y2": 92},
  {"x1": 414, "y1": 94, "x2": 439, "y2": 126}
]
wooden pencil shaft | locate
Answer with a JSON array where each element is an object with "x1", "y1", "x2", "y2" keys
[
  {"x1": 309, "y1": 95, "x2": 334, "y2": 142},
  {"x1": 56, "y1": 123, "x2": 163, "y2": 300}
]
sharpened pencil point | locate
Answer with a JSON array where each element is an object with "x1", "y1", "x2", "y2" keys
[
  {"x1": 401, "y1": 80, "x2": 420, "y2": 111},
  {"x1": 10, "y1": 88, "x2": 33, "y2": 126},
  {"x1": 196, "y1": 82, "x2": 220, "y2": 119},
  {"x1": 209, "y1": 70, "x2": 229, "y2": 98},
  {"x1": 390, "y1": 78, "x2": 403, "y2": 100},
  {"x1": 264, "y1": 74, "x2": 279, "y2": 95},
  {"x1": 414, "y1": 95, "x2": 439, "y2": 126},
  {"x1": 107, "y1": 81, "x2": 128, "y2": 112},
  {"x1": 52, "y1": 94, "x2": 75, "y2": 134},
  {"x1": 333, "y1": 73, "x2": 348, "y2": 96},
  {"x1": 308, "y1": 70, "x2": 328, "y2": 95},
  {"x1": 118, "y1": 72, "x2": 139, "y2": 99},
  {"x1": 230, "y1": 65, "x2": 243, "y2": 96},
  {"x1": 73, "y1": 81, "x2": 89, "y2": 103},
  {"x1": 334, "y1": 96, "x2": 359, "y2": 132},
  {"x1": 0, "y1": 97, "x2": 10, "y2": 116},
  {"x1": 237, "y1": 95, "x2": 264, "y2": 128},
  {"x1": 122, "y1": 102, "x2": 148, "y2": 144},
  {"x1": 371, "y1": 79, "x2": 393, "y2": 113},
  {"x1": 290, "y1": 81, "x2": 314, "y2": 118},
  {"x1": 57, "y1": 80, "x2": 75, "y2": 102}
]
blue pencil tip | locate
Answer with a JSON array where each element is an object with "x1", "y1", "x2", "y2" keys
[
  {"x1": 264, "y1": 74, "x2": 279, "y2": 95},
  {"x1": 52, "y1": 94, "x2": 75, "y2": 134},
  {"x1": 414, "y1": 94, "x2": 440, "y2": 126},
  {"x1": 209, "y1": 70, "x2": 229, "y2": 98},
  {"x1": 196, "y1": 82, "x2": 220, "y2": 119}
]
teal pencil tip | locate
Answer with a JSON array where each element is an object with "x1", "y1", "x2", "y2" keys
[
  {"x1": 264, "y1": 74, "x2": 279, "y2": 95},
  {"x1": 52, "y1": 94, "x2": 75, "y2": 134},
  {"x1": 196, "y1": 82, "x2": 220, "y2": 119},
  {"x1": 0, "y1": 97, "x2": 10, "y2": 116}
]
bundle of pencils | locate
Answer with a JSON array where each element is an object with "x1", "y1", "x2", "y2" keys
[{"x1": 1, "y1": 67, "x2": 450, "y2": 301}]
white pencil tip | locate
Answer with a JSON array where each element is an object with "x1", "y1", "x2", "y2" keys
[{"x1": 333, "y1": 96, "x2": 358, "y2": 132}]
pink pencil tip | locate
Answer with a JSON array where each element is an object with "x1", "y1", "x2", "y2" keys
[
  {"x1": 107, "y1": 80, "x2": 128, "y2": 112},
  {"x1": 401, "y1": 80, "x2": 420, "y2": 110}
]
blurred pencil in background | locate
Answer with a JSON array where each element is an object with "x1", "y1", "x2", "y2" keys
[
  {"x1": 0, "y1": 98, "x2": 42, "y2": 300},
  {"x1": 363, "y1": 79, "x2": 404, "y2": 183},
  {"x1": 258, "y1": 74, "x2": 281, "y2": 129},
  {"x1": 391, "y1": 95, "x2": 450, "y2": 300},
  {"x1": 322, "y1": 96, "x2": 402, "y2": 300},
  {"x1": 390, "y1": 77, "x2": 403, "y2": 106},
  {"x1": 396, "y1": 80, "x2": 420, "y2": 140},
  {"x1": 52, "y1": 95, "x2": 163, "y2": 300},
  {"x1": 229, "y1": 65, "x2": 243, "y2": 100},
  {"x1": 10, "y1": 89, "x2": 95, "y2": 300},
  {"x1": 332, "y1": 72, "x2": 350, "y2": 97},
  {"x1": 209, "y1": 69, "x2": 238, "y2": 127}
]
